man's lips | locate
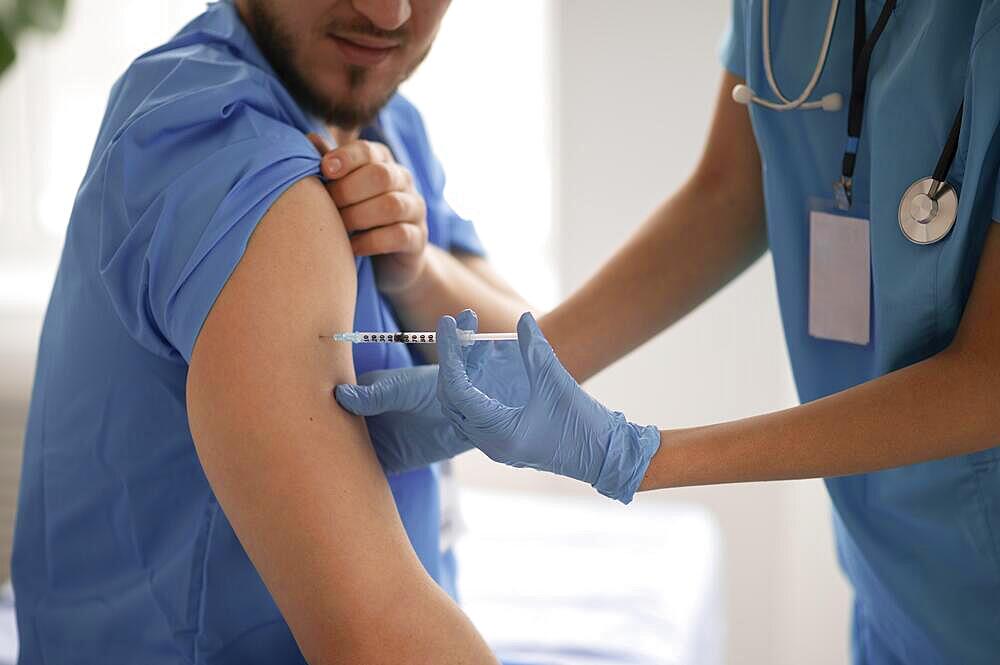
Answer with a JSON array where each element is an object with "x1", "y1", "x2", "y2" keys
[{"x1": 329, "y1": 34, "x2": 400, "y2": 66}]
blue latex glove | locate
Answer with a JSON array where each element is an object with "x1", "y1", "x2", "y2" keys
[
  {"x1": 335, "y1": 310, "x2": 529, "y2": 473},
  {"x1": 436, "y1": 312, "x2": 661, "y2": 504}
]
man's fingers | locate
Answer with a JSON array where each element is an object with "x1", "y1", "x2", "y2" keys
[
  {"x1": 340, "y1": 191, "x2": 422, "y2": 232},
  {"x1": 327, "y1": 162, "x2": 412, "y2": 208},
  {"x1": 321, "y1": 140, "x2": 394, "y2": 179},
  {"x1": 350, "y1": 222, "x2": 426, "y2": 258},
  {"x1": 339, "y1": 189, "x2": 424, "y2": 232}
]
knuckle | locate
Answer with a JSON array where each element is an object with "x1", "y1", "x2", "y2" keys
[
  {"x1": 362, "y1": 140, "x2": 380, "y2": 162},
  {"x1": 383, "y1": 191, "x2": 408, "y2": 218},
  {"x1": 375, "y1": 142, "x2": 394, "y2": 162},
  {"x1": 372, "y1": 162, "x2": 395, "y2": 189},
  {"x1": 388, "y1": 222, "x2": 410, "y2": 247}
]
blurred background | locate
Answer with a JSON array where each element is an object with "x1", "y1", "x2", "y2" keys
[{"x1": 0, "y1": 1, "x2": 852, "y2": 662}]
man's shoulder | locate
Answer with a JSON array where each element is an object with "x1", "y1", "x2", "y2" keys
[
  {"x1": 108, "y1": 44, "x2": 281, "y2": 138},
  {"x1": 103, "y1": 5, "x2": 307, "y2": 152}
]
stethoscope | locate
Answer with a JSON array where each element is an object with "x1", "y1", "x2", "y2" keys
[{"x1": 731, "y1": 0, "x2": 963, "y2": 245}]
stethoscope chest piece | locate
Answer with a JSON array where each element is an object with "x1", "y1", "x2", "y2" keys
[{"x1": 898, "y1": 177, "x2": 958, "y2": 245}]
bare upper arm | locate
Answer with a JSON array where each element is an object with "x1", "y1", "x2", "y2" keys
[
  {"x1": 186, "y1": 176, "x2": 494, "y2": 663},
  {"x1": 690, "y1": 71, "x2": 765, "y2": 229},
  {"x1": 949, "y1": 222, "x2": 1000, "y2": 364}
]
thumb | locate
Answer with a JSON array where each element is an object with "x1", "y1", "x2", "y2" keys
[
  {"x1": 516, "y1": 312, "x2": 556, "y2": 387},
  {"x1": 335, "y1": 382, "x2": 389, "y2": 416},
  {"x1": 436, "y1": 315, "x2": 471, "y2": 396},
  {"x1": 436, "y1": 315, "x2": 496, "y2": 414},
  {"x1": 454, "y1": 308, "x2": 479, "y2": 334}
]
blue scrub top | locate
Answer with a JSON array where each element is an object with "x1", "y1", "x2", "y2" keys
[
  {"x1": 11, "y1": 2, "x2": 483, "y2": 663},
  {"x1": 724, "y1": 1, "x2": 1000, "y2": 663}
]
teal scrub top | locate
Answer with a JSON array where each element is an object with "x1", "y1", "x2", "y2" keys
[
  {"x1": 11, "y1": 2, "x2": 483, "y2": 663},
  {"x1": 723, "y1": 1, "x2": 1000, "y2": 663}
]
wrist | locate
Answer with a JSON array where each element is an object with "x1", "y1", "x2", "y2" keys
[
  {"x1": 537, "y1": 308, "x2": 585, "y2": 382},
  {"x1": 591, "y1": 414, "x2": 662, "y2": 504},
  {"x1": 380, "y1": 245, "x2": 442, "y2": 304}
]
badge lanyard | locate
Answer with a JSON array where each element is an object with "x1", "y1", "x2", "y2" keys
[
  {"x1": 834, "y1": 0, "x2": 897, "y2": 210},
  {"x1": 833, "y1": 0, "x2": 964, "y2": 245}
]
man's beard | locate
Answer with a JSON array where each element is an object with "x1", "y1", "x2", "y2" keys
[{"x1": 243, "y1": 1, "x2": 421, "y2": 130}]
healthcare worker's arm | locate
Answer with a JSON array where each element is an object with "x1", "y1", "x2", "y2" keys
[
  {"x1": 336, "y1": 71, "x2": 766, "y2": 474},
  {"x1": 641, "y1": 221, "x2": 1000, "y2": 488},
  {"x1": 542, "y1": 71, "x2": 767, "y2": 381},
  {"x1": 186, "y1": 177, "x2": 497, "y2": 665},
  {"x1": 434, "y1": 224, "x2": 1000, "y2": 501}
]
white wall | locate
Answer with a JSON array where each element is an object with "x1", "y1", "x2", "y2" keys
[
  {"x1": 551, "y1": 2, "x2": 853, "y2": 663},
  {"x1": 402, "y1": 0, "x2": 558, "y2": 307}
]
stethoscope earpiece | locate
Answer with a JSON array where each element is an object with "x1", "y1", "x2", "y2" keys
[
  {"x1": 819, "y1": 92, "x2": 843, "y2": 112},
  {"x1": 732, "y1": 84, "x2": 754, "y2": 106}
]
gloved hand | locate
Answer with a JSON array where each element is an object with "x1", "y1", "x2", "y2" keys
[
  {"x1": 335, "y1": 310, "x2": 529, "y2": 473},
  {"x1": 436, "y1": 312, "x2": 661, "y2": 504}
]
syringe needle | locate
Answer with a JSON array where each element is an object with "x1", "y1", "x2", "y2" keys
[{"x1": 322, "y1": 331, "x2": 518, "y2": 345}]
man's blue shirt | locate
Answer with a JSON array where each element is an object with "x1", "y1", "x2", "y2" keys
[{"x1": 11, "y1": 2, "x2": 482, "y2": 663}]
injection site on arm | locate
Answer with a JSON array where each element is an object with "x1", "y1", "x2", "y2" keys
[{"x1": 186, "y1": 176, "x2": 497, "y2": 664}]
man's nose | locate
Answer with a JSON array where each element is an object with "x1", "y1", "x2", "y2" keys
[{"x1": 351, "y1": 0, "x2": 411, "y2": 31}]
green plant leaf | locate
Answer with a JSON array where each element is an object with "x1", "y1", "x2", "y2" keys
[
  {"x1": 17, "y1": 0, "x2": 66, "y2": 32},
  {"x1": 0, "y1": 26, "x2": 14, "y2": 78},
  {"x1": 0, "y1": 0, "x2": 67, "y2": 78}
]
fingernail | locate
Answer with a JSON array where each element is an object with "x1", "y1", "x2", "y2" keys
[{"x1": 325, "y1": 157, "x2": 342, "y2": 176}]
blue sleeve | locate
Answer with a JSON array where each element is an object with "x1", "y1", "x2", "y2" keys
[
  {"x1": 98, "y1": 81, "x2": 321, "y2": 363},
  {"x1": 720, "y1": 0, "x2": 749, "y2": 79}
]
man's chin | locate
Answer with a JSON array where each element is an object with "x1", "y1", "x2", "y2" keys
[{"x1": 312, "y1": 86, "x2": 398, "y2": 130}]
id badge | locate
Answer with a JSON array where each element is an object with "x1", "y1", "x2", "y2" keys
[{"x1": 808, "y1": 198, "x2": 871, "y2": 346}]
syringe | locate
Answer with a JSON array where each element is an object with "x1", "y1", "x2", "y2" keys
[{"x1": 326, "y1": 331, "x2": 518, "y2": 346}]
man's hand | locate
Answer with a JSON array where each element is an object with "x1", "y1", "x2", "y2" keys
[{"x1": 308, "y1": 133, "x2": 429, "y2": 294}]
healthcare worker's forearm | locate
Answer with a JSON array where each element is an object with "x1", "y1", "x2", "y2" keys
[
  {"x1": 542, "y1": 72, "x2": 767, "y2": 382},
  {"x1": 641, "y1": 223, "x2": 1000, "y2": 490},
  {"x1": 642, "y1": 349, "x2": 997, "y2": 488}
]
